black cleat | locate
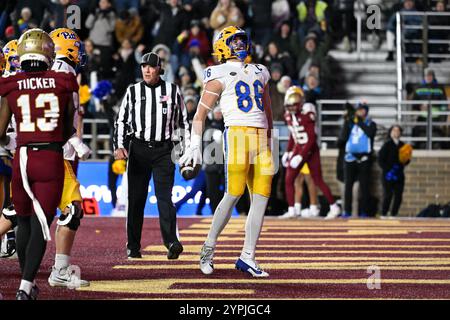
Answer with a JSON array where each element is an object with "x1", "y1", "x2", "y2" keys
[
  {"x1": 16, "y1": 290, "x2": 31, "y2": 300},
  {"x1": 127, "y1": 250, "x2": 142, "y2": 259},
  {"x1": 30, "y1": 285, "x2": 39, "y2": 300},
  {"x1": 167, "y1": 242, "x2": 183, "y2": 260}
]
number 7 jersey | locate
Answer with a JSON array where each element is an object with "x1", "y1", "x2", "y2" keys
[
  {"x1": 0, "y1": 70, "x2": 78, "y2": 147},
  {"x1": 203, "y1": 61, "x2": 271, "y2": 128}
]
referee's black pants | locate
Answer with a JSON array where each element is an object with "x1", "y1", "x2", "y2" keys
[{"x1": 126, "y1": 139, "x2": 178, "y2": 253}]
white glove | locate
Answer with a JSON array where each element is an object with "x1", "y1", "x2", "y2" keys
[
  {"x1": 281, "y1": 152, "x2": 291, "y2": 168},
  {"x1": 63, "y1": 143, "x2": 76, "y2": 160},
  {"x1": 289, "y1": 154, "x2": 303, "y2": 169},
  {"x1": 69, "y1": 136, "x2": 92, "y2": 161},
  {"x1": 5, "y1": 132, "x2": 17, "y2": 151},
  {"x1": 179, "y1": 134, "x2": 202, "y2": 167}
]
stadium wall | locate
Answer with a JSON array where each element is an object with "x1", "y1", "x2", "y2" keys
[{"x1": 320, "y1": 150, "x2": 450, "y2": 216}]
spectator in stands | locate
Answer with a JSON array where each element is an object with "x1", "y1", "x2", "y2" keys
[
  {"x1": 271, "y1": 0, "x2": 290, "y2": 32},
  {"x1": 178, "y1": 65, "x2": 200, "y2": 99},
  {"x1": 81, "y1": 39, "x2": 102, "y2": 118},
  {"x1": 177, "y1": 19, "x2": 211, "y2": 68},
  {"x1": 296, "y1": 32, "x2": 330, "y2": 82},
  {"x1": 154, "y1": 0, "x2": 190, "y2": 48},
  {"x1": 386, "y1": 0, "x2": 422, "y2": 61},
  {"x1": 209, "y1": 0, "x2": 244, "y2": 39},
  {"x1": 41, "y1": 0, "x2": 71, "y2": 31},
  {"x1": 270, "y1": 20, "x2": 301, "y2": 58},
  {"x1": 263, "y1": 41, "x2": 296, "y2": 79},
  {"x1": 339, "y1": 102, "x2": 377, "y2": 217},
  {"x1": 115, "y1": 0, "x2": 140, "y2": 13},
  {"x1": 249, "y1": 0, "x2": 272, "y2": 46},
  {"x1": 203, "y1": 107, "x2": 225, "y2": 213},
  {"x1": 270, "y1": 75, "x2": 292, "y2": 121},
  {"x1": 411, "y1": 68, "x2": 448, "y2": 149},
  {"x1": 335, "y1": 0, "x2": 355, "y2": 53},
  {"x1": 302, "y1": 71, "x2": 323, "y2": 104},
  {"x1": 115, "y1": 8, "x2": 144, "y2": 45},
  {"x1": 184, "y1": 94, "x2": 198, "y2": 123},
  {"x1": 429, "y1": 0, "x2": 450, "y2": 62},
  {"x1": 15, "y1": 7, "x2": 38, "y2": 34},
  {"x1": 85, "y1": 0, "x2": 116, "y2": 79},
  {"x1": 378, "y1": 125, "x2": 411, "y2": 217},
  {"x1": 113, "y1": 39, "x2": 138, "y2": 99},
  {"x1": 295, "y1": 0, "x2": 329, "y2": 43}
]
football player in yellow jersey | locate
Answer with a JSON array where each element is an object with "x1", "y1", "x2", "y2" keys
[
  {"x1": 47, "y1": 28, "x2": 90, "y2": 288},
  {"x1": 0, "y1": 46, "x2": 17, "y2": 258},
  {"x1": 180, "y1": 26, "x2": 274, "y2": 277}
]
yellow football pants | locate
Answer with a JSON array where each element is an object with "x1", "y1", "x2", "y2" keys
[{"x1": 223, "y1": 126, "x2": 274, "y2": 198}]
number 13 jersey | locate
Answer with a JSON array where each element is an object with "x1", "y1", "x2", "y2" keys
[
  {"x1": 203, "y1": 61, "x2": 271, "y2": 129},
  {"x1": 0, "y1": 70, "x2": 79, "y2": 147}
]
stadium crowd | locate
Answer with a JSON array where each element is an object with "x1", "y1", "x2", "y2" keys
[{"x1": 0, "y1": 0, "x2": 449, "y2": 218}]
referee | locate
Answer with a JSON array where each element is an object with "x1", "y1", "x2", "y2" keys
[{"x1": 114, "y1": 52, "x2": 190, "y2": 260}]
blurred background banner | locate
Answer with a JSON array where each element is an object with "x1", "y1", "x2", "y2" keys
[{"x1": 78, "y1": 162, "x2": 226, "y2": 216}]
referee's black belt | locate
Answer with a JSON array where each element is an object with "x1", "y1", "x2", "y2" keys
[
  {"x1": 132, "y1": 138, "x2": 172, "y2": 149},
  {"x1": 25, "y1": 142, "x2": 64, "y2": 153}
]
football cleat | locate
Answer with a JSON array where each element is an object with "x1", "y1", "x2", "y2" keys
[
  {"x1": 235, "y1": 258, "x2": 269, "y2": 278},
  {"x1": 278, "y1": 207, "x2": 298, "y2": 219},
  {"x1": 48, "y1": 266, "x2": 90, "y2": 288},
  {"x1": 16, "y1": 290, "x2": 31, "y2": 300},
  {"x1": 325, "y1": 203, "x2": 341, "y2": 219},
  {"x1": 30, "y1": 284, "x2": 39, "y2": 300},
  {"x1": 167, "y1": 241, "x2": 183, "y2": 260},
  {"x1": 199, "y1": 244, "x2": 215, "y2": 275},
  {"x1": 0, "y1": 237, "x2": 16, "y2": 258}
]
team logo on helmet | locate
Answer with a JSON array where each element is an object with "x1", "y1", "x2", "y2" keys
[
  {"x1": 50, "y1": 28, "x2": 83, "y2": 65},
  {"x1": 213, "y1": 26, "x2": 251, "y2": 63},
  {"x1": 17, "y1": 28, "x2": 55, "y2": 68}
]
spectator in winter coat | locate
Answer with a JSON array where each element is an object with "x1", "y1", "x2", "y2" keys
[
  {"x1": 209, "y1": 0, "x2": 244, "y2": 38},
  {"x1": 378, "y1": 125, "x2": 411, "y2": 217},
  {"x1": 115, "y1": 8, "x2": 144, "y2": 45}
]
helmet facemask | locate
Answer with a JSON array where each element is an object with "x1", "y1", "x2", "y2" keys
[{"x1": 227, "y1": 33, "x2": 249, "y2": 61}]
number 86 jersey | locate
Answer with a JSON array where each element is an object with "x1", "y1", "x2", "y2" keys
[
  {"x1": 0, "y1": 70, "x2": 78, "y2": 147},
  {"x1": 203, "y1": 61, "x2": 271, "y2": 128}
]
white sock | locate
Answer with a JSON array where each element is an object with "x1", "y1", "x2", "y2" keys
[
  {"x1": 294, "y1": 203, "x2": 301, "y2": 216},
  {"x1": 310, "y1": 204, "x2": 318, "y2": 212},
  {"x1": 19, "y1": 280, "x2": 33, "y2": 295},
  {"x1": 242, "y1": 194, "x2": 269, "y2": 261},
  {"x1": 55, "y1": 254, "x2": 70, "y2": 271},
  {"x1": 205, "y1": 193, "x2": 240, "y2": 248}
]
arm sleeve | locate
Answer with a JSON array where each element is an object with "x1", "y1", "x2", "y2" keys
[
  {"x1": 114, "y1": 88, "x2": 131, "y2": 149},
  {"x1": 286, "y1": 134, "x2": 294, "y2": 152}
]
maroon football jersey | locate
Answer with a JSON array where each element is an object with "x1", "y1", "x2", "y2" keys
[
  {"x1": 0, "y1": 70, "x2": 78, "y2": 147},
  {"x1": 284, "y1": 110, "x2": 317, "y2": 158}
]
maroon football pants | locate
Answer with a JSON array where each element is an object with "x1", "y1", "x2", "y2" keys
[
  {"x1": 12, "y1": 148, "x2": 64, "y2": 219},
  {"x1": 285, "y1": 145, "x2": 335, "y2": 207}
]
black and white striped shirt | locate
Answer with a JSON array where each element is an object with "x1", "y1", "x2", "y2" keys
[{"x1": 114, "y1": 78, "x2": 190, "y2": 150}]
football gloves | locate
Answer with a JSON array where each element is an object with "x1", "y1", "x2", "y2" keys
[
  {"x1": 179, "y1": 134, "x2": 202, "y2": 167},
  {"x1": 289, "y1": 154, "x2": 303, "y2": 169},
  {"x1": 68, "y1": 136, "x2": 92, "y2": 160}
]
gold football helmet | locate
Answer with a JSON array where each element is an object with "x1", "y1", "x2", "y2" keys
[
  {"x1": 284, "y1": 86, "x2": 304, "y2": 105},
  {"x1": 0, "y1": 47, "x2": 5, "y2": 74},
  {"x1": 3, "y1": 40, "x2": 20, "y2": 71},
  {"x1": 17, "y1": 28, "x2": 55, "y2": 68},
  {"x1": 213, "y1": 26, "x2": 250, "y2": 63},
  {"x1": 50, "y1": 28, "x2": 83, "y2": 65}
]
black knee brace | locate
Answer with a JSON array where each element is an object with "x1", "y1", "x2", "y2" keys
[
  {"x1": 2, "y1": 206, "x2": 17, "y2": 229},
  {"x1": 57, "y1": 202, "x2": 83, "y2": 231}
]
